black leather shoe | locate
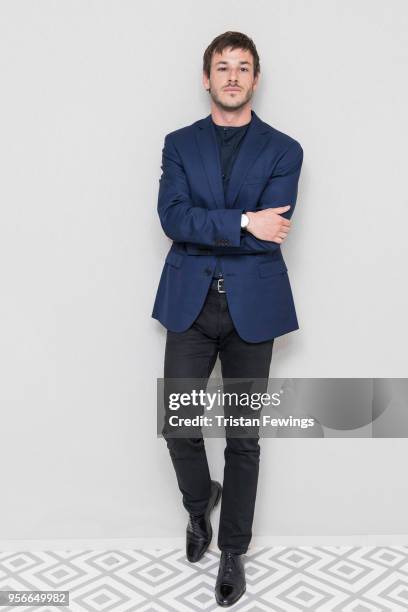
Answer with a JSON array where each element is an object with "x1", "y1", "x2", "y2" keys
[
  {"x1": 186, "y1": 480, "x2": 222, "y2": 562},
  {"x1": 215, "y1": 552, "x2": 246, "y2": 607}
]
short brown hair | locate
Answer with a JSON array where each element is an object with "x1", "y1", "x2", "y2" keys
[{"x1": 203, "y1": 31, "x2": 260, "y2": 78}]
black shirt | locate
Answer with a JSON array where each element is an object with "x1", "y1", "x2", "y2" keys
[{"x1": 211, "y1": 118, "x2": 251, "y2": 278}]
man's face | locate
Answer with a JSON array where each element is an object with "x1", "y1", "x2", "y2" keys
[{"x1": 203, "y1": 47, "x2": 259, "y2": 112}]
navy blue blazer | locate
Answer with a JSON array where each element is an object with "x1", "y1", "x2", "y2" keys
[{"x1": 151, "y1": 109, "x2": 303, "y2": 343}]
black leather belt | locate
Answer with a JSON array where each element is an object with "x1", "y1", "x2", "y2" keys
[{"x1": 210, "y1": 277, "x2": 226, "y2": 293}]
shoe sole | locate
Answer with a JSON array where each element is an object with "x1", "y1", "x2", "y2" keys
[{"x1": 188, "y1": 481, "x2": 222, "y2": 563}]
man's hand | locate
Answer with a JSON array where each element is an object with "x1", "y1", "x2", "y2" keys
[{"x1": 246, "y1": 206, "x2": 291, "y2": 244}]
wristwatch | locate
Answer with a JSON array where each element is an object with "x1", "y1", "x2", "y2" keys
[{"x1": 241, "y1": 213, "x2": 249, "y2": 229}]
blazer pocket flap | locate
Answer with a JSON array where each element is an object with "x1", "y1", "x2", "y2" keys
[
  {"x1": 165, "y1": 251, "x2": 183, "y2": 268},
  {"x1": 243, "y1": 175, "x2": 268, "y2": 185},
  {"x1": 258, "y1": 259, "x2": 288, "y2": 278}
]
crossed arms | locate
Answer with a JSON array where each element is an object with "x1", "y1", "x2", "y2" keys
[{"x1": 157, "y1": 133, "x2": 303, "y2": 255}]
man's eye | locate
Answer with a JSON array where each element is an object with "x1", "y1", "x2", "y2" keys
[
  {"x1": 218, "y1": 67, "x2": 226, "y2": 70},
  {"x1": 241, "y1": 67, "x2": 249, "y2": 71}
]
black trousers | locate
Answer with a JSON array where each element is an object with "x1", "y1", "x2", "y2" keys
[{"x1": 162, "y1": 284, "x2": 274, "y2": 554}]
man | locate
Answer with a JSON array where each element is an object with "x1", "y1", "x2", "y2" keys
[{"x1": 152, "y1": 31, "x2": 303, "y2": 607}]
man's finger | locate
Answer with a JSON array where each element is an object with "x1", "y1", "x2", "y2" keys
[{"x1": 272, "y1": 205, "x2": 291, "y2": 214}]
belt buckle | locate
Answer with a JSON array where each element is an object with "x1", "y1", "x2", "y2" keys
[{"x1": 217, "y1": 278, "x2": 226, "y2": 293}]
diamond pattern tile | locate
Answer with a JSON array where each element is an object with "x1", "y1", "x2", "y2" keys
[{"x1": 1, "y1": 546, "x2": 408, "y2": 610}]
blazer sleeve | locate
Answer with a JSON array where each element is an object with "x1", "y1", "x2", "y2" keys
[
  {"x1": 157, "y1": 134, "x2": 244, "y2": 247},
  {"x1": 210, "y1": 141, "x2": 304, "y2": 255}
]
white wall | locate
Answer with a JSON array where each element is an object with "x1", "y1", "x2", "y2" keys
[{"x1": 0, "y1": 0, "x2": 407, "y2": 542}]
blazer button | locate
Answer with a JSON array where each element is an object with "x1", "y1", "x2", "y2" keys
[{"x1": 204, "y1": 268, "x2": 212, "y2": 276}]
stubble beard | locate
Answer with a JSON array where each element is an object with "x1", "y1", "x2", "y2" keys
[{"x1": 208, "y1": 85, "x2": 254, "y2": 112}]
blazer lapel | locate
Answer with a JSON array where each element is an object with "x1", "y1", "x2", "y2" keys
[
  {"x1": 195, "y1": 115, "x2": 225, "y2": 209},
  {"x1": 225, "y1": 110, "x2": 270, "y2": 208},
  {"x1": 195, "y1": 110, "x2": 270, "y2": 210}
]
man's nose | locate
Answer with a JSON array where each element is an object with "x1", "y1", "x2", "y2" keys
[{"x1": 227, "y1": 69, "x2": 240, "y2": 81}]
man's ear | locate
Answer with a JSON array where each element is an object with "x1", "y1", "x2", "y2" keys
[
  {"x1": 202, "y1": 71, "x2": 210, "y2": 91},
  {"x1": 253, "y1": 73, "x2": 260, "y2": 90}
]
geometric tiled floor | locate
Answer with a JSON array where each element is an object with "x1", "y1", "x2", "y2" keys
[{"x1": 2, "y1": 546, "x2": 408, "y2": 610}]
